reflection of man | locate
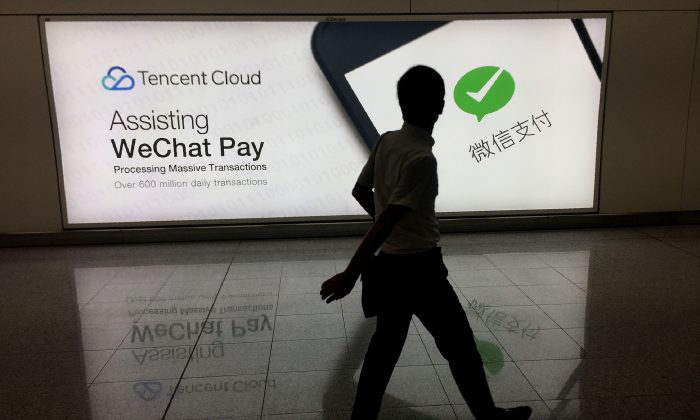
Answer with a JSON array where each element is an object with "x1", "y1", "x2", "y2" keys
[{"x1": 321, "y1": 66, "x2": 531, "y2": 420}]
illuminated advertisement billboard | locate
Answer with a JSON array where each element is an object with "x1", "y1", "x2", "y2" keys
[{"x1": 42, "y1": 17, "x2": 608, "y2": 227}]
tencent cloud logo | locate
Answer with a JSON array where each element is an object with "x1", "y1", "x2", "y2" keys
[{"x1": 102, "y1": 66, "x2": 135, "y2": 91}]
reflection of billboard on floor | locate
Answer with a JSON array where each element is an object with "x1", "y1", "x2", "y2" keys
[{"x1": 42, "y1": 17, "x2": 608, "y2": 227}]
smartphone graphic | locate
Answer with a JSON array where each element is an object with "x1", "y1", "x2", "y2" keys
[
  {"x1": 312, "y1": 17, "x2": 608, "y2": 213},
  {"x1": 312, "y1": 18, "x2": 605, "y2": 149},
  {"x1": 312, "y1": 21, "x2": 448, "y2": 148}
]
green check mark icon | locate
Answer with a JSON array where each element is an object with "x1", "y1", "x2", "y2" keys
[{"x1": 454, "y1": 66, "x2": 515, "y2": 122}]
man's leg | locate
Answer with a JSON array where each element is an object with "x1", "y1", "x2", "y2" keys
[
  {"x1": 414, "y1": 269, "x2": 498, "y2": 419},
  {"x1": 351, "y1": 305, "x2": 413, "y2": 420}
]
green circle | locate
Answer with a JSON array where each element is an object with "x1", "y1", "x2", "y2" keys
[{"x1": 454, "y1": 66, "x2": 515, "y2": 122}]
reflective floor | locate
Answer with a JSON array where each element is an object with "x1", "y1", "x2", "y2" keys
[{"x1": 1, "y1": 225, "x2": 700, "y2": 419}]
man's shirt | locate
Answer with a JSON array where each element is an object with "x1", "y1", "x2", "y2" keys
[{"x1": 356, "y1": 123, "x2": 440, "y2": 254}]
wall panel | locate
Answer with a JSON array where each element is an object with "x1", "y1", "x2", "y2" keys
[
  {"x1": 627, "y1": 0, "x2": 699, "y2": 11},
  {"x1": 559, "y1": 0, "x2": 628, "y2": 11},
  {"x1": 599, "y1": 11, "x2": 698, "y2": 213},
  {"x1": 411, "y1": 0, "x2": 557, "y2": 13},
  {"x1": 560, "y1": 0, "x2": 699, "y2": 11},
  {"x1": 683, "y1": 12, "x2": 700, "y2": 210},
  {"x1": 0, "y1": 16, "x2": 62, "y2": 233},
  {"x1": 0, "y1": 0, "x2": 410, "y2": 15}
]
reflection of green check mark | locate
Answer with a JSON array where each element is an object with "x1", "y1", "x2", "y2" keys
[
  {"x1": 454, "y1": 66, "x2": 515, "y2": 122},
  {"x1": 476, "y1": 338, "x2": 504, "y2": 375}
]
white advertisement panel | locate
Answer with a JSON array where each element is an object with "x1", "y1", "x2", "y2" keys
[{"x1": 43, "y1": 18, "x2": 607, "y2": 226}]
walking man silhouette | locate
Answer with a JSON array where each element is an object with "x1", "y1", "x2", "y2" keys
[{"x1": 320, "y1": 65, "x2": 532, "y2": 420}]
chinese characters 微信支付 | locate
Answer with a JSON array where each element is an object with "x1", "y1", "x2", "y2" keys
[
  {"x1": 467, "y1": 298, "x2": 541, "y2": 341},
  {"x1": 468, "y1": 109, "x2": 552, "y2": 163}
]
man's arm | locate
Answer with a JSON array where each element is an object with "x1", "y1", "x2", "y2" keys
[
  {"x1": 352, "y1": 183, "x2": 375, "y2": 218},
  {"x1": 320, "y1": 204, "x2": 409, "y2": 303}
]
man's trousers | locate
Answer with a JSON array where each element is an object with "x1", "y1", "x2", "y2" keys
[{"x1": 352, "y1": 247, "x2": 498, "y2": 420}]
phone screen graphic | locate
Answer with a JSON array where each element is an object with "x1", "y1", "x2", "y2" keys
[{"x1": 313, "y1": 18, "x2": 608, "y2": 213}]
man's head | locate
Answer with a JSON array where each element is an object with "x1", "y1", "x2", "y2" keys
[{"x1": 397, "y1": 65, "x2": 445, "y2": 129}]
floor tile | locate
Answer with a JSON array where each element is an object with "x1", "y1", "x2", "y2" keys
[
  {"x1": 435, "y1": 362, "x2": 539, "y2": 404},
  {"x1": 183, "y1": 341, "x2": 270, "y2": 378},
  {"x1": 198, "y1": 314, "x2": 275, "y2": 344},
  {"x1": 453, "y1": 400, "x2": 551, "y2": 420},
  {"x1": 274, "y1": 313, "x2": 346, "y2": 341},
  {"x1": 502, "y1": 268, "x2": 571, "y2": 286},
  {"x1": 443, "y1": 254, "x2": 496, "y2": 270},
  {"x1": 74, "y1": 267, "x2": 122, "y2": 306},
  {"x1": 480, "y1": 305, "x2": 559, "y2": 332},
  {"x1": 219, "y1": 277, "x2": 280, "y2": 297},
  {"x1": 350, "y1": 334, "x2": 432, "y2": 368},
  {"x1": 519, "y1": 284, "x2": 587, "y2": 305},
  {"x1": 94, "y1": 346, "x2": 190, "y2": 383},
  {"x1": 563, "y1": 328, "x2": 585, "y2": 349},
  {"x1": 109, "y1": 266, "x2": 176, "y2": 284},
  {"x1": 413, "y1": 310, "x2": 491, "y2": 334},
  {"x1": 379, "y1": 405, "x2": 456, "y2": 419},
  {"x1": 262, "y1": 412, "x2": 351, "y2": 420},
  {"x1": 236, "y1": 239, "x2": 288, "y2": 252},
  {"x1": 460, "y1": 286, "x2": 534, "y2": 307},
  {"x1": 540, "y1": 304, "x2": 588, "y2": 328},
  {"x1": 568, "y1": 324, "x2": 700, "y2": 358},
  {"x1": 0, "y1": 352, "x2": 89, "y2": 388},
  {"x1": 555, "y1": 267, "x2": 590, "y2": 284},
  {"x1": 210, "y1": 295, "x2": 278, "y2": 319},
  {"x1": 270, "y1": 338, "x2": 352, "y2": 372},
  {"x1": 548, "y1": 356, "x2": 692, "y2": 398},
  {"x1": 280, "y1": 276, "x2": 326, "y2": 295},
  {"x1": 484, "y1": 253, "x2": 548, "y2": 269},
  {"x1": 335, "y1": 258, "x2": 352, "y2": 272},
  {"x1": 233, "y1": 250, "x2": 287, "y2": 263},
  {"x1": 278, "y1": 293, "x2": 341, "y2": 315},
  {"x1": 263, "y1": 370, "x2": 355, "y2": 415},
  {"x1": 155, "y1": 279, "x2": 223, "y2": 298},
  {"x1": 81, "y1": 323, "x2": 133, "y2": 350},
  {"x1": 517, "y1": 359, "x2": 584, "y2": 400},
  {"x1": 2, "y1": 384, "x2": 90, "y2": 418},
  {"x1": 546, "y1": 394, "x2": 697, "y2": 420},
  {"x1": 339, "y1": 291, "x2": 363, "y2": 313},
  {"x1": 352, "y1": 365, "x2": 450, "y2": 408},
  {"x1": 167, "y1": 263, "x2": 230, "y2": 282},
  {"x1": 166, "y1": 374, "x2": 267, "y2": 418},
  {"x1": 395, "y1": 335, "x2": 432, "y2": 366},
  {"x1": 534, "y1": 251, "x2": 590, "y2": 268},
  {"x1": 422, "y1": 331, "x2": 511, "y2": 365},
  {"x1": 227, "y1": 262, "x2": 282, "y2": 279},
  {"x1": 286, "y1": 249, "x2": 336, "y2": 262},
  {"x1": 80, "y1": 301, "x2": 149, "y2": 325},
  {"x1": 84, "y1": 350, "x2": 115, "y2": 384},
  {"x1": 89, "y1": 379, "x2": 177, "y2": 420},
  {"x1": 281, "y1": 260, "x2": 337, "y2": 278},
  {"x1": 343, "y1": 311, "x2": 378, "y2": 337},
  {"x1": 122, "y1": 320, "x2": 218, "y2": 349},
  {"x1": 493, "y1": 329, "x2": 584, "y2": 361},
  {"x1": 450, "y1": 269, "x2": 512, "y2": 287},
  {"x1": 667, "y1": 239, "x2": 700, "y2": 257},
  {"x1": 3, "y1": 317, "x2": 84, "y2": 354},
  {"x1": 636, "y1": 224, "x2": 700, "y2": 239},
  {"x1": 137, "y1": 298, "x2": 217, "y2": 322}
]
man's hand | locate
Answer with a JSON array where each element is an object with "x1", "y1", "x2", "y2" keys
[
  {"x1": 320, "y1": 271, "x2": 359, "y2": 304},
  {"x1": 320, "y1": 205, "x2": 408, "y2": 305}
]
